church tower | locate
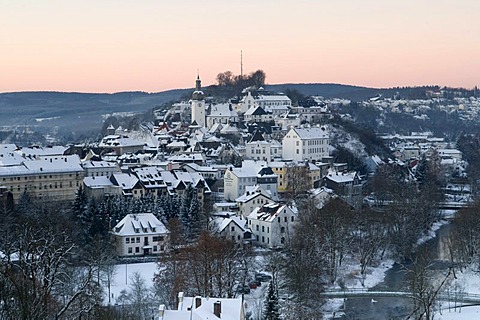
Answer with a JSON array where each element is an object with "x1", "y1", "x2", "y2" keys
[{"x1": 191, "y1": 75, "x2": 206, "y2": 128}]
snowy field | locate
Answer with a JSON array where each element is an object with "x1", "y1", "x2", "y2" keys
[{"x1": 107, "y1": 262, "x2": 158, "y2": 305}]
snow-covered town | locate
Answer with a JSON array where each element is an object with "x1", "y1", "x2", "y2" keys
[{"x1": 2, "y1": 71, "x2": 480, "y2": 320}]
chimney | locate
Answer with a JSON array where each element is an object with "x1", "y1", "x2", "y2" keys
[
  {"x1": 213, "y1": 300, "x2": 221, "y2": 318},
  {"x1": 195, "y1": 296, "x2": 202, "y2": 309},
  {"x1": 178, "y1": 292, "x2": 184, "y2": 310},
  {"x1": 158, "y1": 304, "x2": 165, "y2": 320}
]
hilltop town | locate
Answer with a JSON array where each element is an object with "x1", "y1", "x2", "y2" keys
[{"x1": 1, "y1": 74, "x2": 480, "y2": 319}]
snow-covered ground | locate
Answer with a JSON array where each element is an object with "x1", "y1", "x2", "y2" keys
[{"x1": 107, "y1": 262, "x2": 158, "y2": 304}]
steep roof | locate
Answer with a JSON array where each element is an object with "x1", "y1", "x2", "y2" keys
[{"x1": 113, "y1": 213, "x2": 169, "y2": 237}]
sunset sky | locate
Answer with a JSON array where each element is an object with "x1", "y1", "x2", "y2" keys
[{"x1": 1, "y1": 0, "x2": 479, "y2": 93}]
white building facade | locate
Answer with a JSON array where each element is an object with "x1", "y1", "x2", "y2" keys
[
  {"x1": 247, "y1": 203, "x2": 298, "y2": 248},
  {"x1": 282, "y1": 127, "x2": 330, "y2": 162}
]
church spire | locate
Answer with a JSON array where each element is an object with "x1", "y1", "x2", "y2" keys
[{"x1": 195, "y1": 72, "x2": 201, "y2": 91}]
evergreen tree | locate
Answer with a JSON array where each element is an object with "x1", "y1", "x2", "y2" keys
[
  {"x1": 73, "y1": 186, "x2": 88, "y2": 218},
  {"x1": 263, "y1": 281, "x2": 280, "y2": 320}
]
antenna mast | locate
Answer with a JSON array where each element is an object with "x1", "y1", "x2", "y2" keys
[{"x1": 240, "y1": 50, "x2": 243, "y2": 78}]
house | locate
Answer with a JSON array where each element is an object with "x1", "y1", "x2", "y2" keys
[
  {"x1": 223, "y1": 161, "x2": 278, "y2": 201},
  {"x1": 113, "y1": 213, "x2": 169, "y2": 257},
  {"x1": 83, "y1": 175, "x2": 122, "y2": 199},
  {"x1": 235, "y1": 185, "x2": 273, "y2": 217},
  {"x1": 322, "y1": 169, "x2": 363, "y2": 200},
  {"x1": 243, "y1": 106, "x2": 273, "y2": 123},
  {"x1": 245, "y1": 131, "x2": 282, "y2": 163},
  {"x1": 210, "y1": 213, "x2": 253, "y2": 244},
  {"x1": 282, "y1": 127, "x2": 330, "y2": 162},
  {"x1": 275, "y1": 111, "x2": 301, "y2": 130},
  {"x1": 206, "y1": 103, "x2": 239, "y2": 129},
  {"x1": 109, "y1": 172, "x2": 143, "y2": 197},
  {"x1": 247, "y1": 203, "x2": 298, "y2": 248},
  {"x1": 159, "y1": 292, "x2": 245, "y2": 320}
]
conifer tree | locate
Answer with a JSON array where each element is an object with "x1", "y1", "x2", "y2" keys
[{"x1": 264, "y1": 281, "x2": 280, "y2": 320}]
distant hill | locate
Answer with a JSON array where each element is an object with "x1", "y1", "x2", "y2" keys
[
  {"x1": 0, "y1": 89, "x2": 190, "y2": 130},
  {"x1": 0, "y1": 83, "x2": 438, "y2": 136},
  {"x1": 266, "y1": 83, "x2": 438, "y2": 101}
]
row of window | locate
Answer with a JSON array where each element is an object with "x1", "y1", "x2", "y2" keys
[
  {"x1": 7, "y1": 181, "x2": 77, "y2": 192},
  {"x1": 126, "y1": 245, "x2": 164, "y2": 254},
  {"x1": 2, "y1": 173, "x2": 78, "y2": 181},
  {"x1": 125, "y1": 236, "x2": 165, "y2": 244}
]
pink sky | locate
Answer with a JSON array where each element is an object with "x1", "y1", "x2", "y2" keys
[{"x1": 1, "y1": 0, "x2": 479, "y2": 93}]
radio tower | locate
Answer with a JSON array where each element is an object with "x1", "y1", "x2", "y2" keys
[{"x1": 240, "y1": 50, "x2": 243, "y2": 78}]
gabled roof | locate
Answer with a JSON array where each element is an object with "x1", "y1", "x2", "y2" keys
[
  {"x1": 110, "y1": 173, "x2": 139, "y2": 190},
  {"x1": 245, "y1": 106, "x2": 267, "y2": 116},
  {"x1": 211, "y1": 215, "x2": 251, "y2": 234},
  {"x1": 248, "y1": 203, "x2": 298, "y2": 222},
  {"x1": 235, "y1": 185, "x2": 272, "y2": 203},
  {"x1": 113, "y1": 213, "x2": 169, "y2": 237},
  {"x1": 248, "y1": 130, "x2": 265, "y2": 143}
]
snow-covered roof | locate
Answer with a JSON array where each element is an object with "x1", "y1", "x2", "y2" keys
[
  {"x1": 248, "y1": 203, "x2": 298, "y2": 222},
  {"x1": 113, "y1": 213, "x2": 169, "y2": 237},
  {"x1": 111, "y1": 173, "x2": 139, "y2": 190},
  {"x1": 83, "y1": 176, "x2": 114, "y2": 188},
  {"x1": 99, "y1": 135, "x2": 145, "y2": 148},
  {"x1": 211, "y1": 215, "x2": 250, "y2": 233},
  {"x1": 228, "y1": 160, "x2": 270, "y2": 178},
  {"x1": 290, "y1": 127, "x2": 329, "y2": 139},
  {"x1": 325, "y1": 170, "x2": 359, "y2": 184},
  {"x1": 162, "y1": 294, "x2": 244, "y2": 320},
  {"x1": 82, "y1": 160, "x2": 118, "y2": 169},
  {"x1": 208, "y1": 103, "x2": 238, "y2": 118},
  {"x1": 235, "y1": 185, "x2": 272, "y2": 203},
  {"x1": 16, "y1": 145, "x2": 67, "y2": 157},
  {"x1": 23, "y1": 155, "x2": 83, "y2": 174}
]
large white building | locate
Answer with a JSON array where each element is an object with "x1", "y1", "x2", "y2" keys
[
  {"x1": 282, "y1": 127, "x2": 330, "y2": 162},
  {"x1": 223, "y1": 161, "x2": 278, "y2": 201},
  {"x1": 247, "y1": 202, "x2": 298, "y2": 248},
  {"x1": 0, "y1": 153, "x2": 85, "y2": 203},
  {"x1": 240, "y1": 90, "x2": 291, "y2": 116}
]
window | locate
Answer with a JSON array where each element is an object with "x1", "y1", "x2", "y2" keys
[
  {"x1": 131, "y1": 237, "x2": 135, "y2": 243},
  {"x1": 126, "y1": 238, "x2": 130, "y2": 244},
  {"x1": 284, "y1": 217, "x2": 287, "y2": 222},
  {"x1": 128, "y1": 247, "x2": 132, "y2": 254},
  {"x1": 153, "y1": 246, "x2": 158, "y2": 252},
  {"x1": 256, "y1": 225, "x2": 259, "y2": 231},
  {"x1": 231, "y1": 226, "x2": 235, "y2": 232},
  {"x1": 277, "y1": 217, "x2": 280, "y2": 223},
  {"x1": 136, "y1": 237, "x2": 140, "y2": 243},
  {"x1": 281, "y1": 227, "x2": 285, "y2": 233},
  {"x1": 267, "y1": 227, "x2": 269, "y2": 233},
  {"x1": 262, "y1": 236, "x2": 265, "y2": 243},
  {"x1": 135, "y1": 247, "x2": 140, "y2": 253},
  {"x1": 160, "y1": 245, "x2": 165, "y2": 251},
  {"x1": 291, "y1": 216, "x2": 295, "y2": 222},
  {"x1": 262, "y1": 226, "x2": 265, "y2": 232}
]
